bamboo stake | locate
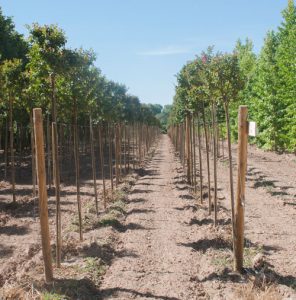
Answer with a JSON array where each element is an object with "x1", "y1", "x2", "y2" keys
[
  {"x1": 73, "y1": 101, "x2": 83, "y2": 241},
  {"x1": 52, "y1": 122, "x2": 61, "y2": 267},
  {"x1": 89, "y1": 117, "x2": 98, "y2": 215},
  {"x1": 46, "y1": 115, "x2": 52, "y2": 189},
  {"x1": 99, "y1": 125, "x2": 106, "y2": 209},
  {"x1": 108, "y1": 123, "x2": 114, "y2": 191},
  {"x1": 234, "y1": 106, "x2": 248, "y2": 273},
  {"x1": 9, "y1": 95, "x2": 16, "y2": 202},
  {"x1": 33, "y1": 108, "x2": 53, "y2": 283},
  {"x1": 192, "y1": 115, "x2": 197, "y2": 193},
  {"x1": 4, "y1": 117, "x2": 8, "y2": 179},
  {"x1": 197, "y1": 111, "x2": 203, "y2": 203},
  {"x1": 202, "y1": 104, "x2": 211, "y2": 214},
  {"x1": 211, "y1": 102, "x2": 218, "y2": 226}
]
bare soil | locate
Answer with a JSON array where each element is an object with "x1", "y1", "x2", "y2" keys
[{"x1": 0, "y1": 135, "x2": 295, "y2": 299}]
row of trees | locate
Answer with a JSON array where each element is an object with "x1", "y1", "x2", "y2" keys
[
  {"x1": 168, "y1": 0, "x2": 295, "y2": 272},
  {"x1": 170, "y1": 0, "x2": 296, "y2": 153},
  {"x1": 0, "y1": 8, "x2": 162, "y2": 150}
]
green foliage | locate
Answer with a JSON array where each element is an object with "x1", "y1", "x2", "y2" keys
[
  {"x1": 0, "y1": 10, "x2": 162, "y2": 134},
  {"x1": 170, "y1": 1, "x2": 296, "y2": 153},
  {"x1": 0, "y1": 8, "x2": 28, "y2": 62}
]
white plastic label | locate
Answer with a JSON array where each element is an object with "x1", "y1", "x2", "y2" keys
[{"x1": 248, "y1": 121, "x2": 257, "y2": 137}]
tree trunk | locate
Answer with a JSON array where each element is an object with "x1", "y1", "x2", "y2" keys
[
  {"x1": 202, "y1": 104, "x2": 211, "y2": 214},
  {"x1": 225, "y1": 102, "x2": 235, "y2": 244},
  {"x1": 108, "y1": 123, "x2": 114, "y2": 191},
  {"x1": 30, "y1": 113, "x2": 36, "y2": 197},
  {"x1": 73, "y1": 99, "x2": 83, "y2": 241},
  {"x1": 211, "y1": 102, "x2": 218, "y2": 226},
  {"x1": 197, "y1": 111, "x2": 203, "y2": 203},
  {"x1": 9, "y1": 95, "x2": 16, "y2": 202},
  {"x1": 90, "y1": 117, "x2": 98, "y2": 215},
  {"x1": 99, "y1": 125, "x2": 106, "y2": 209},
  {"x1": 52, "y1": 122, "x2": 61, "y2": 267}
]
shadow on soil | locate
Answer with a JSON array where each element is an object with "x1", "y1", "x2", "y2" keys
[
  {"x1": 99, "y1": 287, "x2": 180, "y2": 300},
  {"x1": 99, "y1": 219, "x2": 152, "y2": 233},
  {"x1": 199, "y1": 267, "x2": 296, "y2": 291},
  {"x1": 185, "y1": 217, "x2": 231, "y2": 227},
  {"x1": 174, "y1": 205, "x2": 197, "y2": 212},
  {"x1": 0, "y1": 224, "x2": 30, "y2": 235},
  {"x1": 77, "y1": 241, "x2": 139, "y2": 265},
  {"x1": 178, "y1": 237, "x2": 232, "y2": 253},
  {"x1": 0, "y1": 244, "x2": 15, "y2": 257},
  {"x1": 126, "y1": 208, "x2": 155, "y2": 216}
]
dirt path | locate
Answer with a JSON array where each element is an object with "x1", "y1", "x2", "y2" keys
[
  {"x1": 100, "y1": 135, "x2": 296, "y2": 300},
  {"x1": 100, "y1": 135, "x2": 207, "y2": 299}
]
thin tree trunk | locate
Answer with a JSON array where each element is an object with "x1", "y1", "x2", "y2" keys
[
  {"x1": 9, "y1": 95, "x2": 16, "y2": 202},
  {"x1": 225, "y1": 102, "x2": 235, "y2": 242},
  {"x1": 99, "y1": 125, "x2": 106, "y2": 209},
  {"x1": 52, "y1": 122, "x2": 61, "y2": 267},
  {"x1": 4, "y1": 117, "x2": 8, "y2": 179},
  {"x1": 202, "y1": 104, "x2": 211, "y2": 214},
  {"x1": 192, "y1": 115, "x2": 197, "y2": 193},
  {"x1": 73, "y1": 100, "x2": 83, "y2": 241},
  {"x1": 30, "y1": 113, "x2": 36, "y2": 197},
  {"x1": 90, "y1": 117, "x2": 98, "y2": 215},
  {"x1": 46, "y1": 115, "x2": 52, "y2": 189},
  {"x1": 197, "y1": 111, "x2": 203, "y2": 203},
  {"x1": 108, "y1": 123, "x2": 114, "y2": 191},
  {"x1": 211, "y1": 101, "x2": 218, "y2": 226}
]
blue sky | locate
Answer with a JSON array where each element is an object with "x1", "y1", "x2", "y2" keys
[{"x1": 1, "y1": 0, "x2": 287, "y2": 106}]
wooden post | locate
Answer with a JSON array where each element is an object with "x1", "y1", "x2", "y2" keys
[
  {"x1": 33, "y1": 108, "x2": 53, "y2": 283},
  {"x1": 234, "y1": 106, "x2": 248, "y2": 273},
  {"x1": 52, "y1": 122, "x2": 61, "y2": 268}
]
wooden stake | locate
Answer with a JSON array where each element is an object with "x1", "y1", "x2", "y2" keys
[
  {"x1": 33, "y1": 108, "x2": 53, "y2": 283},
  {"x1": 52, "y1": 122, "x2": 61, "y2": 267},
  {"x1": 234, "y1": 106, "x2": 248, "y2": 273}
]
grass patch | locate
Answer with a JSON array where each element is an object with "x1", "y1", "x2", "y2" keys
[
  {"x1": 244, "y1": 245, "x2": 263, "y2": 268},
  {"x1": 42, "y1": 292, "x2": 68, "y2": 300},
  {"x1": 212, "y1": 250, "x2": 232, "y2": 268}
]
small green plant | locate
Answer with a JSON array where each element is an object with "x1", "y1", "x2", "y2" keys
[
  {"x1": 42, "y1": 292, "x2": 68, "y2": 300},
  {"x1": 98, "y1": 212, "x2": 120, "y2": 227},
  {"x1": 84, "y1": 257, "x2": 106, "y2": 283},
  {"x1": 212, "y1": 250, "x2": 232, "y2": 268},
  {"x1": 244, "y1": 245, "x2": 263, "y2": 268}
]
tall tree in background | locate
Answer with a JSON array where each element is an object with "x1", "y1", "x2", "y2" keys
[
  {"x1": 248, "y1": 31, "x2": 282, "y2": 151},
  {"x1": 276, "y1": 0, "x2": 296, "y2": 152}
]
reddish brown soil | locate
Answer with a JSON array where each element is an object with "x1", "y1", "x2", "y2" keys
[{"x1": 0, "y1": 135, "x2": 295, "y2": 299}]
